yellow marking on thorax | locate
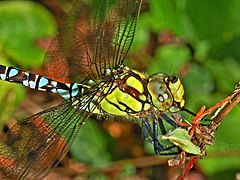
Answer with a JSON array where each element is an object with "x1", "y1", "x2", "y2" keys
[
  {"x1": 126, "y1": 76, "x2": 144, "y2": 93},
  {"x1": 100, "y1": 98, "x2": 127, "y2": 116},
  {"x1": 132, "y1": 69, "x2": 146, "y2": 79},
  {"x1": 98, "y1": 85, "x2": 127, "y2": 116},
  {"x1": 100, "y1": 84, "x2": 145, "y2": 115},
  {"x1": 143, "y1": 103, "x2": 151, "y2": 111},
  {"x1": 115, "y1": 88, "x2": 142, "y2": 112},
  {"x1": 97, "y1": 67, "x2": 151, "y2": 116},
  {"x1": 105, "y1": 87, "x2": 126, "y2": 110},
  {"x1": 139, "y1": 94, "x2": 146, "y2": 101}
]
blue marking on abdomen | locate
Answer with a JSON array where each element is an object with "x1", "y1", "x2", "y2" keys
[
  {"x1": 38, "y1": 77, "x2": 49, "y2": 87},
  {"x1": 9, "y1": 68, "x2": 18, "y2": 77}
]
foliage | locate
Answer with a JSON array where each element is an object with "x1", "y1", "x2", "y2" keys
[
  {"x1": 0, "y1": 0, "x2": 239, "y2": 179},
  {"x1": 131, "y1": 0, "x2": 240, "y2": 178},
  {"x1": 0, "y1": 1, "x2": 56, "y2": 130}
]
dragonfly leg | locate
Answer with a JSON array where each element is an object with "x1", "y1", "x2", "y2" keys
[
  {"x1": 160, "y1": 113, "x2": 178, "y2": 128},
  {"x1": 157, "y1": 116, "x2": 167, "y2": 135},
  {"x1": 142, "y1": 116, "x2": 176, "y2": 155},
  {"x1": 153, "y1": 113, "x2": 181, "y2": 155},
  {"x1": 152, "y1": 117, "x2": 166, "y2": 154},
  {"x1": 142, "y1": 119, "x2": 153, "y2": 140},
  {"x1": 142, "y1": 117, "x2": 181, "y2": 155},
  {"x1": 142, "y1": 119, "x2": 165, "y2": 154}
]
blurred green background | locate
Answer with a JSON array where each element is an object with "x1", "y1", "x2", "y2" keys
[{"x1": 0, "y1": 0, "x2": 239, "y2": 179}]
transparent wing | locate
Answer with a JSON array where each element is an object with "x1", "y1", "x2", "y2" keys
[
  {"x1": 0, "y1": 84, "x2": 107, "y2": 179},
  {"x1": 0, "y1": 102, "x2": 81, "y2": 179},
  {"x1": 44, "y1": 0, "x2": 142, "y2": 83}
]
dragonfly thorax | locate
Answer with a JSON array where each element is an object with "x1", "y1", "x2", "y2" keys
[
  {"x1": 91, "y1": 66, "x2": 185, "y2": 117},
  {"x1": 91, "y1": 66, "x2": 151, "y2": 116},
  {"x1": 147, "y1": 73, "x2": 185, "y2": 113}
]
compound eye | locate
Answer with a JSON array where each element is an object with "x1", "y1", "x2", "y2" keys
[{"x1": 171, "y1": 76, "x2": 178, "y2": 83}]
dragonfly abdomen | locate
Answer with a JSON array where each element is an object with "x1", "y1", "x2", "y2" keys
[{"x1": 0, "y1": 65, "x2": 84, "y2": 100}]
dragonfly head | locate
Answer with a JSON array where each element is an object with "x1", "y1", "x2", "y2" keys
[{"x1": 147, "y1": 73, "x2": 185, "y2": 112}]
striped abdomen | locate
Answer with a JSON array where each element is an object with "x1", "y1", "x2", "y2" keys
[{"x1": 0, "y1": 65, "x2": 84, "y2": 100}]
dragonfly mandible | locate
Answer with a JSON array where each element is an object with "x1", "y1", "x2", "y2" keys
[{"x1": 0, "y1": 0, "x2": 192, "y2": 179}]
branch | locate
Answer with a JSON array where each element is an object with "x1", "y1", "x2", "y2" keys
[{"x1": 176, "y1": 82, "x2": 240, "y2": 180}]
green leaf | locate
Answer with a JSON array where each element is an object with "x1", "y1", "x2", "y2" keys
[
  {"x1": 0, "y1": 1, "x2": 56, "y2": 68},
  {"x1": 162, "y1": 128, "x2": 201, "y2": 155},
  {"x1": 70, "y1": 120, "x2": 113, "y2": 168},
  {"x1": 148, "y1": 44, "x2": 190, "y2": 75},
  {"x1": 186, "y1": 0, "x2": 240, "y2": 42},
  {"x1": 148, "y1": 0, "x2": 184, "y2": 35}
]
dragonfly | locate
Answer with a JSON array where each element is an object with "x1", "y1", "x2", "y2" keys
[{"x1": 0, "y1": 0, "x2": 193, "y2": 179}]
